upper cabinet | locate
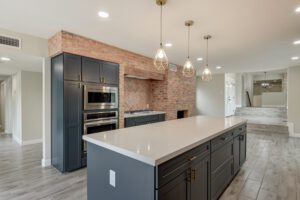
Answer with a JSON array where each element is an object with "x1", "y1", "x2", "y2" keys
[
  {"x1": 101, "y1": 61, "x2": 119, "y2": 85},
  {"x1": 63, "y1": 53, "x2": 82, "y2": 81},
  {"x1": 82, "y1": 57, "x2": 101, "y2": 83}
]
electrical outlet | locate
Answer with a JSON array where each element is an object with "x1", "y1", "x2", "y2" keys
[{"x1": 109, "y1": 170, "x2": 116, "y2": 187}]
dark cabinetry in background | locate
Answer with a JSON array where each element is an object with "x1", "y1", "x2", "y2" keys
[
  {"x1": 52, "y1": 54, "x2": 83, "y2": 172},
  {"x1": 125, "y1": 114, "x2": 165, "y2": 128},
  {"x1": 51, "y1": 53, "x2": 119, "y2": 173},
  {"x1": 82, "y1": 57, "x2": 119, "y2": 85}
]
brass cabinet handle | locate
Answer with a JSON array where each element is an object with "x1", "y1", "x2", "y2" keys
[
  {"x1": 191, "y1": 169, "x2": 196, "y2": 181},
  {"x1": 189, "y1": 156, "x2": 197, "y2": 161}
]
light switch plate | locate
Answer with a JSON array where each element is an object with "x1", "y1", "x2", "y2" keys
[{"x1": 109, "y1": 170, "x2": 116, "y2": 187}]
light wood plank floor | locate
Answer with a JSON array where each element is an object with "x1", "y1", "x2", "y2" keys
[{"x1": 0, "y1": 124, "x2": 299, "y2": 200}]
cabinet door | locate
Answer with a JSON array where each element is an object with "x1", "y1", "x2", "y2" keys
[
  {"x1": 101, "y1": 61, "x2": 119, "y2": 85},
  {"x1": 64, "y1": 53, "x2": 81, "y2": 81},
  {"x1": 239, "y1": 133, "x2": 247, "y2": 166},
  {"x1": 190, "y1": 156, "x2": 210, "y2": 200},
  {"x1": 125, "y1": 118, "x2": 136, "y2": 128},
  {"x1": 64, "y1": 81, "x2": 82, "y2": 171},
  {"x1": 157, "y1": 172, "x2": 189, "y2": 200},
  {"x1": 233, "y1": 136, "x2": 240, "y2": 174},
  {"x1": 82, "y1": 57, "x2": 101, "y2": 83}
]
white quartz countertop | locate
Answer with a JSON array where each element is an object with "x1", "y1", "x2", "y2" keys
[
  {"x1": 83, "y1": 116, "x2": 247, "y2": 166},
  {"x1": 124, "y1": 111, "x2": 166, "y2": 118}
]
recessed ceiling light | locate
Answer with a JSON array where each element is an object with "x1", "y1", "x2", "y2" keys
[
  {"x1": 165, "y1": 43, "x2": 172, "y2": 47},
  {"x1": 216, "y1": 66, "x2": 222, "y2": 69},
  {"x1": 296, "y1": 7, "x2": 300, "y2": 13},
  {"x1": 98, "y1": 11, "x2": 109, "y2": 18},
  {"x1": 294, "y1": 40, "x2": 300, "y2": 45},
  {"x1": 197, "y1": 57, "x2": 203, "y2": 61},
  {"x1": 291, "y1": 56, "x2": 299, "y2": 60},
  {"x1": 0, "y1": 57, "x2": 11, "y2": 61}
]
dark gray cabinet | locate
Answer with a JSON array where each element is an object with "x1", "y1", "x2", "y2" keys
[
  {"x1": 64, "y1": 81, "x2": 82, "y2": 171},
  {"x1": 233, "y1": 125, "x2": 247, "y2": 175},
  {"x1": 190, "y1": 156, "x2": 210, "y2": 200},
  {"x1": 63, "y1": 53, "x2": 82, "y2": 81},
  {"x1": 51, "y1": 54, "x2": 83, "y2": 173},
  {"x1": 157, "y1": 142, "x2": 210, "y2": 200},
  {"x1": 125, "y1": 114, "x2": 165, "y2": 128},
  {"x1": 82, "y1": 57, "x2": 101, "y2": 83},
  {"x1": 81, "y1": 58, "x2": 119, "y2": 85},
  {"x1": 101, "y1": 61, "x2": 119, "y2": 85}
]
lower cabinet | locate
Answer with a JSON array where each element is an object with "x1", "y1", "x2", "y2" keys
[
  {"x1": 233, "y1": 128, "x2": 247, "y2": 175},
  {"x1": 125, "y1": 114, "x2": 165, "y2": 128},
  {"x1": 157, "y1": 142, "x2": 211, "y2": 200}
]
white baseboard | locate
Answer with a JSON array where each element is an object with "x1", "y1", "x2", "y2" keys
[
  {"x1": 13, "y1": 135, "x2": 22, "y2": 145},
  {"x1": 288, "y1": 122, "x2": 300, "y2": 138},
  {"x1": 41, "y1": 158, "x2": 51, "y2": 167},
  {"x1": 22, "y1": 139, "x2": 42, "y2": 146},
  {"x1": 13, "y1": 136, "x2": 42, "y2": 146}
]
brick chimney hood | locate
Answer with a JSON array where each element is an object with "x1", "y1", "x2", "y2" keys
[{"x1": 124, "y1": 66, "x2": 164, "y2": 81}]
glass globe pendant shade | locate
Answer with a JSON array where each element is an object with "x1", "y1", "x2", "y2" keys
[
  {"x1": 201, "y1": 66, "x2": 212, "y2": 81},
  {"x1": 182, "y1": 59, "x2": 195, "y2": 77},
  {"x1": 154, "y1": 47, "x2": 168, "y2": 71}
]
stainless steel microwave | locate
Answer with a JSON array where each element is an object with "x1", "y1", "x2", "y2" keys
[{"x1": 84, "y1": 85, "x2": 118, "y2": 110}]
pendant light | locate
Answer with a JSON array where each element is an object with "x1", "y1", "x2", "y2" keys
[
  {"x1": 261, "y1": 72, "x2": 272, "y2": 89},
  {"x1": 153, "y1": 0, "x2": 168, "y2": 71},
  {"x1": 182, "y1": 20, "x2": 195, "y2": 77},
  {"x1": 202, "y1": 35, "x2": 213, "y2": 81}
]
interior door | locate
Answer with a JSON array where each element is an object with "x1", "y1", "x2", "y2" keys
[{"x1": 225, "y1": 76, "x2": 236, "y2": 117}]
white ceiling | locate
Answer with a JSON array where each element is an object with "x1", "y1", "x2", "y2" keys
[
  {"x1": 0, "y1": 0, "x2": 300, "y2": 74},
  {"x1": 0, "y1": 50, "x2": 43, "y2": 76}
]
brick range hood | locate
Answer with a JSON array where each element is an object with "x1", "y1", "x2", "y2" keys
[
  {"x1": 48, "y1": 31, "x2": 196, "y2": 127},
  {"x1": 124, "y1": 66, "x2": 164, "y2": 81}
]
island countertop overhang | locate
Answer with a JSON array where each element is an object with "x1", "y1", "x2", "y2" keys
[{"x1": 83, "y1": 116, "x2": 247, "y2": 166}]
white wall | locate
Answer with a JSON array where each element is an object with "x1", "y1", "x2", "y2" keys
[
  {"x1": 21, "y1": 71, "x2": 42, "y2": 142},
  {"x1": 261, "y1": 92, "x2": 287, "y2": 107},
  {"x1": 10, "y1": 71, "x2": 43, "y2": 144},
  {"x1": 0, "y1": 78, "x2": 13, "y2": 133},
  {"x1": 288, "y1": 66, "x2": 300, "y2": 134},
  {"x1": 11, "y1": 72, "x2": 22, "y2": 142},
  {"x1": 196, "y1": 74, "x2": 225, "y2": 117}
]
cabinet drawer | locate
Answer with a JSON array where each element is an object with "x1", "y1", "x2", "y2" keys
[
  {"x1": 135, "y1": 115, "x2": 159, "y2": 124},
  {"x1": 211, "y1": 158, "x2": 233, "y2": 200},
  {"x1": 211, "y1": 131, "x2": 234, "y2": 152},
  {"x1": 234, "y1": 124, "x2": 247, "y2": 137},
  {"x1": 156, "y1": 142, "x2": 210, "y2": 188},
  {"x1": 211, "y1": 140, "x2": 233, "y2": 173}
]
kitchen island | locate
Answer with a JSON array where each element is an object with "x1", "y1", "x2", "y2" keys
[{"x1": 83, "y1": 116, "x2": 247, "y2": 200}]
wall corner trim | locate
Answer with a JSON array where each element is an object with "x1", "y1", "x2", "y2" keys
[
  {"x1": 288, "y1": 122, "x2": 300, "y2": 138},
  {"x1": 41, "y1": 158, "x2": 51, "y2": 167}
]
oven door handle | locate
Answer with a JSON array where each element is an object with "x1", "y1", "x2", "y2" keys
[{"x1": 84, "y1": 120, "x2": 118, "y2": 127}]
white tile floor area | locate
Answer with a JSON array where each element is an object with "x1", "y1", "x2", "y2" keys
[{"x1": 0, "y1": 124, "x2": 299, "y2": 200}]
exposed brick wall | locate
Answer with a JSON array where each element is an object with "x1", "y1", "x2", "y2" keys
[
  {"x1": 124, "y1": 78, "x2": 152, "y2": 111},
  {"x1": 48, "y1": 31, "x2": 196, "y2": 127}
]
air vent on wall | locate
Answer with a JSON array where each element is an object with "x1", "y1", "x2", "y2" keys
[{"x1": 0, "y1": 35, "x2": 21, "y2": 49}]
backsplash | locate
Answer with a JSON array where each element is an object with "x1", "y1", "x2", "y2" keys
[{"x1": 124, "y1": 78, "x2": 152, "y2": 111}]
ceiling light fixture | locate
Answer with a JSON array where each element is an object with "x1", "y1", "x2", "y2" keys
[
  {"x1": 294, "y1": 40, "x2": 300, "y2": 45},
  {"x1": 153, "y1": 0, "x2": 168, "y2": 71},
  {"x1": 98, "y1": 11, "x2": 109, "y2": 18},
  {"x1": 201, "y1": 35, "x2": 213, "y2": 81},
  {"x1": 182, "y1": 20, "x2": 195, "y2": 77},
  {"x1": 0, "y1": 57, "x2": 11, "y2": 61},
  {"x1": 197, "y1": 57, "x2": 203, "y2": 61},
  {"x1": 291, "y1": 56, "x2": 299, "y2": 60},
  {"x1": 216, "y1": 66, "x2": 222, "y2": 69},
  {"x1": 261, "y1": 72, "x2": 272, "y2": 89},
  {"x1": 296, "y1": 7, "x2": 300, "y2": 13},
  {"x1": 165, "y1": 43, "x2": 173, "y2": 47}
]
